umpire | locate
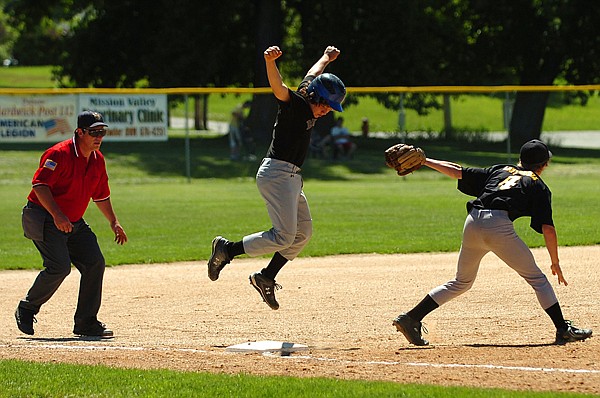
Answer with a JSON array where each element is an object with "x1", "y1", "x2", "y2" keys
[{"x1": 15, "y1": 111, "x2": 128, "y2": 337}]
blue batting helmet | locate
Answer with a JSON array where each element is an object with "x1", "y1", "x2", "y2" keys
[{"x1": 307, "y1": 73, "x2": 346, "y2": 112}]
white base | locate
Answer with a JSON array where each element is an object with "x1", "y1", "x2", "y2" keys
[{"x1": 225, "y1": 340, "x2": 309, "y2": 353}]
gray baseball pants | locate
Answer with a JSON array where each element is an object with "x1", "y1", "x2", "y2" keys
[
  {"x1": 429, "y1": 209, "x2": 558, "y2": 310},
  {"x1": 242, "y1": 158, "x2": 312, "y2": 260}
]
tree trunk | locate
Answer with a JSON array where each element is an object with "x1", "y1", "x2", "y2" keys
[
  {"x1": 194, "y1": 95, "x2": 206, "y2": 130},
  {"x1": 508, "y1": 91, "x2": 549, "y2": 150},
  {"x1": 443, "y1": 94, "x2": 453, "y2": 139},
  {"x1": 509, "y1": 53, "x2": 562, "y2": 151},
  {"x1": 247, "y1": 94, "x2": 278, "y2": 144},
  {"x1": 246, "y1": 0, "x2": 283, "y2": 143}
]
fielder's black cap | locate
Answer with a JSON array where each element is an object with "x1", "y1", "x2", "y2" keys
[
  {"x1": 520, "y1": 139, "x2": 552, "y2": 165},
  {"x1": 77, "y1": 110, "x2": 108, "y2": 129}
]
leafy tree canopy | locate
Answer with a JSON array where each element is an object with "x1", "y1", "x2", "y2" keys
[{"x1": 4, "y1": 0, "x2": 600, "y2": 143}]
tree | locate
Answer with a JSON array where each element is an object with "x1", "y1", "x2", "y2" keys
[
  {"x1": 294, "y1": 0, "x2": 600, "y2": 147},
  {"x1": 292, "y1": 0, "x2": 487, "y2": 133},
  {"x1": 3, "y1": 0, "x2": 73, "y2": 65},
  {"x1": 465, "y1": 0, "x2": 600, "y2": 148},
  {"x1": 245, "y1": 0, "x2": 283, "y2": 141},
  {"x1": 6, "y1": 0, "x2": 600, "y2": 149},
  {"x1": 0, "y1": 3, "x2": 19, "y2": 62},
  {"x1": 52, "y1": 1, "x2": 255, "y2": 88}
]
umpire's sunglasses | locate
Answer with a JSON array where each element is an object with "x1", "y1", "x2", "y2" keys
[{"x1": 84, "y1": 128, "x2": 108, "y2": 137}]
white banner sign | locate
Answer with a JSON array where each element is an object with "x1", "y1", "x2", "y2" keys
[
  {"x1": 0, "y1": 95, "x2": 77, "y2": 142},
  {"x1": 79, "y1": 94, "x2": 167, "y2": 141},
  {"x1": 0, "y1": 94, "x2": 168, "y2": 143}
]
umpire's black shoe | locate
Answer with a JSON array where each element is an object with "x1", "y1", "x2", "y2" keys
[
  {"x1": 393, "y1": 313, "x2": 429, "y2": 346},
  {"x1": 15, "y1": 306, "x2": 37, "y2": 335},
  {"x1": 249, "y1": 272, "x2": 281, "y2": 310},
  {"x1": 208, "y1": 236, "x2": 231, "y2": 281},
  {"x1": 555, "y1": 321, "x2": 592, "y2": 344},
  {"x1": 73, "y1": 320, "x2": 114, "y2": 338}
]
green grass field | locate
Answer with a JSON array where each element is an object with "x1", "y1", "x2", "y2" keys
[
  {"x1": 2, "y1": 137, "x2": 600, "y2": 268},
  {"x1": 1, "y1": 66, "x2": 599, "y2": 398},
  {"x1": 2, "y1": 139, "x2": 599, "y2": 397},
  {"x1": 2, "y1": 359, "x2": 595, "y2": 398},
  {"x1": 0, "y1": 65, "x2": 56, "y2": 88}
]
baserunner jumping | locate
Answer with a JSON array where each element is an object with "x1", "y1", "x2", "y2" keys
[{"x1": 206, "y1": 45, "x2": 346, "y2": 310}]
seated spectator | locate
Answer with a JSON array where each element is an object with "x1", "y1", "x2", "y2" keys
[
  {"x1": 330, "y1": 117, "x2": 357, "y2": 159},
  {"x1": 228, "y1": 101, "x2": 251, "y2": 160},
  {"x1": 309, "y1": 129, "x2": 331, "y2": 158}
]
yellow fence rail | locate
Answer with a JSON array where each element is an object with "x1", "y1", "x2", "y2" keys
[{"x1": 0, "y1": 85, "x2": 599, "y2": 95}]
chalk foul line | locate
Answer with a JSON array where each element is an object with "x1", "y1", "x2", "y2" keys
[
  {"x1": 0, "y1": 343, "x2": 206, "y2": 354},
  {"x1": 2, "y1": 343, "x2": 599, "y2": 374},
  {"x1": 274, "y1": 354, "x2": 600, "y2": 374}
]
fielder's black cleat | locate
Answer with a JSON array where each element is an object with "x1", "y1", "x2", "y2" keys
[
  {"x1": 207, "y1": 236, "x2": 231, "y2": 281},
  {"x1": 393, "y1": 313, "x2": 429, "y2": 346},
  {"x1": 15, "y1": 306, "x2": 37, "y2": 335},
  {"x1": 73, "y1": 320, "x2": 113, "y2": 338},
  {"x1": 249, "y1": 272, "x2": 282, "y2": 310},
  {"x1": 555, "y1": 321, "x2": 592, "y2": 344}
]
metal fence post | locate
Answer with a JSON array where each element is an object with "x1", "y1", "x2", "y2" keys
[
  {"x1": 503, "y1": 92, "x2": 515, "y2": 163},
  {"x1": 184, "y1": 94, "x2": 191, "y2": 182}
]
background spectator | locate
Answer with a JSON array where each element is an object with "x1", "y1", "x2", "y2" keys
[
  {"x1": 330, "y1": 117, "x2": 357, "y2": 160},
  {"x1": 228, "y1": 100, "x2": 252, "y2": 160},
  {"x1": 361, "y1": 117, "x2": 369, "y2": 137}
]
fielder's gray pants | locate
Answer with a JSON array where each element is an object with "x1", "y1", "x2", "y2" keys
[
  {"x1": 243, "y1": 158, "x2": 313, "y2": 260},
  {"x1": 429, "y1": 208, "x2": 558, "y2": 310}
]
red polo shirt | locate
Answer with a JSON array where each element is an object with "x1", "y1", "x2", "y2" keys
[{"x1": 27, "y1": 137, "x2": 111, "y2": 222}]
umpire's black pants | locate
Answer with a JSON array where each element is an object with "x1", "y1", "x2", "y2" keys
[{"x1": 20, "y1": 202, "x2": 106, "y2": 328}]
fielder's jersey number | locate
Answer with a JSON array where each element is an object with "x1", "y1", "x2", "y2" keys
[
  {"x1": 498, "y1": 175, "x2": 522, "y2": 190},
  {"x1": 497, "y1": 166, "x2": 538, "y2": 190}
]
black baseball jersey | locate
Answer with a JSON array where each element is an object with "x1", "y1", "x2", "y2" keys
[
  {"x1": 265, "y1": 76, "x2": 316, "y2": 167},
  {"x1": 458, "y1": 164, "x2": 553, "y2": 233}
]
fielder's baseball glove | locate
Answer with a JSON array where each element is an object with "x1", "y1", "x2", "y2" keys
[{"x1": 384, "y1": 143, "x2": 426, "y2": 176}]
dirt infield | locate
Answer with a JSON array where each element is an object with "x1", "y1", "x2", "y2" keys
[{"x1": 1, "y1": 246, "x2": 598, "y2": 394}]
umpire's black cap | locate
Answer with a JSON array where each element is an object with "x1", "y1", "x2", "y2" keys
[
  {"x1": 77, "y1": 111, "x2": 108, "y2": 129},
  {"x1": 520, "y1": 139, "x2": 552, "y2": 164}
]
